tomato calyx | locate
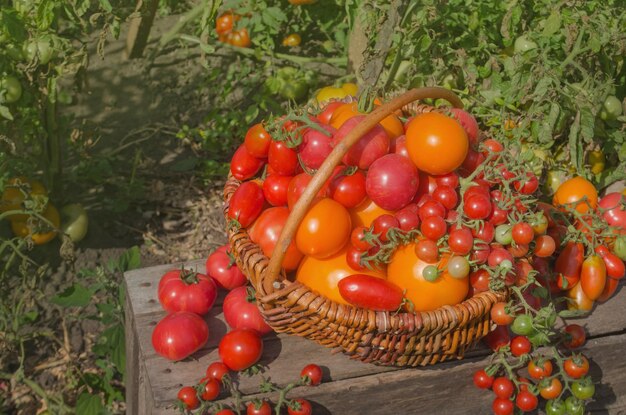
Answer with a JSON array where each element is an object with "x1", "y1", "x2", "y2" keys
[{"x1": 178, "y1": 266, "x2": 202, "y2": 285}]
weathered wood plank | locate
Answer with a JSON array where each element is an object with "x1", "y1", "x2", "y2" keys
[{"x1": 124, "y1": 277, "x2": 139, "y2": 415}]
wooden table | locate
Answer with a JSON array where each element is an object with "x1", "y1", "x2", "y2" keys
[{"x1": 125, "y1": 260, "x2": 626, "y2": 414}]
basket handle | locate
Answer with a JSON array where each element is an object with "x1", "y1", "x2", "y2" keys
[{"x1": 261, "y1": 87, "x2": 464, "y2": 296}]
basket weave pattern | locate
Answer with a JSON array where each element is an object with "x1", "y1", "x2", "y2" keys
[{"x1": 223, "y1": 92, "x2": 508, "y2": 367}]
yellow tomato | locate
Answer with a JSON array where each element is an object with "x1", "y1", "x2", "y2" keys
[
  {"x1": 316, "y1": 86, "x2": 348, "y2": 104},
  {"x1": 11, "y1": 203, "x2": 60, "y2": 245},
  {"x1": 341, "y1": 82, "x2": 358, "y2": 96},
  {"x1": 387, "y1": 244, "x2": 469, "y2": 312},
  {"x1": 1, "y1": 177, "x2": 48, "y2": 220},
  {"x1": 295, "y1": 246, "x2": 386, "y2": 305},
  {"x1": 587, "y1": 150, "x2": 605, "y2": 175}
]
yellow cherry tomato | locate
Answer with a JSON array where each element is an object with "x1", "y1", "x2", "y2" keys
[
  {"x1": 282, "y1": 33, "x2": 301, "y2": 47},
  {"x1": 588, "y1": 150, "x2": 605, "y2": 175},
  {"x1": 1, "y1": 177, "x2": 48, "y2": 220},
  {"x1": 11, "y1": 203, "x2": 60, "y2": 245}
]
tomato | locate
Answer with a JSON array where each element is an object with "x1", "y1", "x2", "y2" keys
[
  {"x1": 513, "y1": 172, "x2": 539, "y2": 195},
  {"x1": 318, "y1": 101, "x2": 344, "y2": 124},
  {"x1": 247, "y1": 400, "x2": 272, "y2": 415},
  {"x1": 332, "y1": 115, "x2": 390, "y2": 169},
  {"x1": 244, "y1": 123, "x2": 272, "y2": 158},
  {"x1": 464, "y1": 193, "x2": 492, "y2": 219},
  {"x1": 563, "y1": 324, "x2": 586, "y2": 349},
  {"x1": 287, "y1": 398, "x2": 312, "y2": 415},
  {"x1": 387, "y1": 244, "x2": 468, "y2": 311},
  {"x1": 598, "y1": 193, "x2": 626, "y2": 229},
  {"x1": 372, "y1": 214, "x2": 399, "y2": 242},
  {"x1": 490, "y1": 302, "x2": 514, "y2": 325},
  {"x1": 11, "y1": 203, "x2": 60, "y2": 245},
  {"x1": 615, "y1": 235, "x2": 626, "y2": 261},
  {"x1": 459, "y1": 149, "x2": 486, "y2": 177},
  {"x1": 495, "y1": 225, "x2": 513, "y2": 245},
  {"x1": 469, "y1": 268, "x2": 490, "y2": 293},
  {"x1": 492, "y1": 377, "x2": 514, "y2": 398},
  {"x1": 571, "y1": 378, "x2": 595, "y2": 400},
  {"x1": 316, "y1": 87, "x2": 348, "y2": 105},
  {"x1": 282, "y1": 33, "x2": 302, "y2": 47},
  {"x1": 516, "y1": 390, "x2": 538, "y2": 412},
  {"x1": 249, "y1": 207, "x2": 303, "y2": 271},
  {"x1": 545, "y1": 399, "x2": 567, "y2": 415},
  {"x1": 433, "y1": 185, "x2": 458, "y2": 210},
  {"x1": 473, "y1": 369, "x2": 494, "y2": 389},
  {"x1": 365, "y1": 154, "x2": 419, "y2": 211},
  {"x1": 405, "y1": 112, "x2": 468, "y2": 175},
  {"x1": 553, "y1": 176, "x2": 598, "y2": 214},
  {"x1": 528, "y1": 359, "x2": 552, "y2": 380},
  {"x1": 564, "y1": 355, "x2": 589, "y2": 379},
  {"x1": 300, "y1": 363, "x2": 323, "y2": 386},
  {"x1": 567, "y1": 281, "x2": 594, "y2": 312},
  {"x1": 511, "y1": 223, "x2": 534, "y2": 245},
  {"x1": 0, "y1": 75, "x2": 22, "y2": 103},
  {"x1": 448, "y1": 227, "x2": 473, "y2": 255},
  {"x1": 350, "y1": 226, "x2": 371, "y2": 251},
  {"x1": 555, "y1": 242, "x2": 584, "y2": 290},
  {"x1": 296, "y1": 198, "x2": 351, "y2": 259},
  {"x1": 268, "y1": 141, "x2": 298, "y2": 176},
  {"x1": 151, "y1": 312, "x2": 209, "y2": 361},
  {"x1": 534, "y1": 235, "x2": 556, "y2": 257},
  {"x1": 449, "y1": 108, "x2": 479, "y2": 145},
  {"x1": 206, "y1": 361, "x2": 230, "y2": 381},
  {"x1": 580, "y1": 255, "x2": 607, "y2": 300},
  {"x1": 223, "y1": 286, "x2": 272, "y2": 335},
  {"x1": 483, "y1": 325, "x2": 510, "y2": 351},
  {"x1": 395, "y1": 204, "x2": 420, "y2": 231},
  {"x1": 338, "y1": 274, "x2": 403, "y2": 311},
  {"x1": 296, "y1": 246, "x2": 385, "y2": 304},
  {"x1": 539, "y1": 378, "x2": 563, "y2": 400},
  {"x1": 588, "y1": 149, "x2": 606, "y2": 174},
  {"x1": 514, "y1": 35, "x2": 537, "y2": 53},
  {"x1": 288, "y1": 0, "x2": 318, "y2": 4},
  {"x1": 415, "y1": 238, "x2": 439, "y2": 263},
  {"x1": 177, "y1": 386, "x2": 200, "y2": 410},
  {"x1": 419, "y1": 200, "x2": 446, "y2": 220},
  {"x1": 470, "y1": 242, "x2": 491, "y2": 265},
  {"x1": 199, "y1": 376, "x2": 220, "y2": 401},
  {"x1": 216, "y1": 12, "x2": 238, "y2": 35},
  {"x1": 565, "y1": 397, "x2": 584, "y2": 415},
  {"x1": 510, "y1": 335, "x2": 531, "y2": 357},
  {"x1": 492, "y1": 397, "x2": 514, "y2": 415},
  {"x1": 330, "y1": 170, "x2": 367, "y2": 208},
  {"x1": 60, "y1": 203, "x2": 88, "y2": 242},
  {"x1": 206, "y1": 245, "x2": 247, "y2": 290},
  {"x1": 349, "y1": 198, "x2": 393, "y2": 228},
  {"x1": 511, "y1": 314, "x2": 534, "y2": 336},
  {"x1": 158, "y1": 269, "x2": 217, "y2": 315},
  {"x1": 600, "y1": 95, "x2": 623, "y2": 120},
  {"x1": 230, "y1": 145, "x2": 265, "y2": 180},
  {"x1": 262, "y1": 174, "x2": 291, "y2": 207},
  {"x1": 287, "y1": 173, "x2": 329, "y2": 211},
  {"x1": 226, "y1": 28, "x2": 251, "y2": 47},
  {"x1": 598, "y1": 276, "x2": 620, "y2": 302},
  {"x1": 488, "y1": 247, "x2": 514, "y2": 268},
  {"x1": 420, "y1": 215, "x2": 447, "y2": 241},
  {"x1": 228, "y1": 181, "x2": 265, "y2": 228},
  {"x1": 299, "y1": 124, "x2": 335, "y2": 170},
  {"x1": 219, "y1": 328, "x2": 263, "y2": 371},
  {"x1": 1, "y1": 177, "x2": 48, "y2": 220}
]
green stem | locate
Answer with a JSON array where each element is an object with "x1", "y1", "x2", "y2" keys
[{"x1": 45, "y1": 76, "x2": 60, "y2": 193}]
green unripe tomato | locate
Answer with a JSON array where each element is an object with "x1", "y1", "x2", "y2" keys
[
  {"x1": 545, "y1": 399, "x2": 566, "y2": 415},
  {"x1": 614, "y1": 235, "x2": 626, "y2": 261},
  {"x1": 0, "y1": 76, "x2": 23, "y2": 103},
  {"x1": 600, "y1": 95, "x2": 623, "y2": 120},
  {"x1": 565, "y1": 396, "x2": 584, "y2": 415},
  {"x1": 60, "y1": 203, "x2": 89, "y2": 242},
  {"x1": 511, "y1": 314, "x2": 535, "y2": 336}
]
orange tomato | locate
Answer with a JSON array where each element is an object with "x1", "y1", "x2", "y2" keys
[
  {"x1": 387, "y1": 243, "x2": 469, "y2": 312},
  {"x1": 282, "y1": 33, "x2": 301, "y2": 47},
  {"x1": 405, "y1": 112, "x2": 469, "y2": 175},
  {"x1": 249, "y1": 207, "x2": 303, "y2": 271},
  {"x1": 567, "y1": 281, "x2": 594, "y2": 312},
  {"x1": 11, "y1": 203, "x2": 60, "y2": 245},
  {"x1": 226, "y1": 28, "x2": 251, "y2": 48},
  {"x1": 378, "y1": 113, "x2": 404, "y2": 139},
  {"x1": 553, "y1": 176, "x2": 598, "y2": 214},
  {"x1": 295, "y1": 246, "x2": 385, "y2": 305},
  {"x1": 1, "y1": 177, "x2": 48, "y2": 220},
  {"x1": 329, "y1": 102, "x2": 404, "y2": 139},
  {"x1": 215, "y1": 12, "x2": 239, "y2": 35},
  {"x1": 296, "y1": 198, "x2": 351, "y2": 259},
  {"x1": 349, "y1": 198, "x2": 393, "y2": 228}
]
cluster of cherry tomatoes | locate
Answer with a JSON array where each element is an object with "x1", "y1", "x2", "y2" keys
[{"x1": 215, "y1": 12, "x2": 251, "y2": 48}]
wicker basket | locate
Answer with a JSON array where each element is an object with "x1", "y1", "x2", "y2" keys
[{"x1": 223, "y1": 88, "x2": 508, "y2": 367}]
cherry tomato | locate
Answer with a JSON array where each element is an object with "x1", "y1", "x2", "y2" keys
[
  {"x1": 249, "y1": 207, "x2": 303, "y2": 271},
  {"x1": 490, "y1": 302, "x2": 514, "y2": 325},
  {"x1": 458, "y1": 148, "x2": 486, "y2": 177},
  {"x1": 263, "y1": 174, "x2": 291, "y2": 206},
  {"x1": 10, "y1": 203, "x2": 60, "y2": 245},
  {"x1": 206, "y1": 245, "x2": 247, "y2": 290},
  {"x1": 510, "y1": 335, "x2": 531, "y2": 357},
  {"x1": 555, "y1": 242, "x2": 584, "y2": 290},
  {"x1": 287, "y1": 172, "x2": 329, "y2": 211},
  {"x1": 206, "y1": 361, "x2": 230, "y2": 381},
  {"x1": 418, "y1": 199, "x2": 446, "y2": 220},
  {"x1": 372, "y1": 214, "x2": 400, "y2": 242},
  {"x1": 177, "y1": 386, "x2": 200, "y2": 410},
  {"x1": 226, "y1": 28, "x2": 251, "y2": 48},
  {"x1": 433, "y1": 185, "x2": 459, "y2": 210},
  {"x1": 463, "y1": 193, "x2": 492, "y2": 219},
  {"x1": 300, "y1": 363, "x2": 323, "y2": 386},
  {"x1": 516, "y1": 390, "x2": 538, "y2": 412},
  {"x1": 223, "y1": 286, "x2": 272, "y2": 335},
  {"x1": 152, "y1": 312, "x2": 209, "y2": 361},
  {"x1": 332, "y1": 115, "x2": 390, "y2": 170},
  {"x1": 158, "y1": 269, "x2": 217, "y2": 315},
  {"x1": 512, "y1": 222, "x2": 534, "y2": 245},
  {"x1": 534, "y1": 235, "x2": 556, "y2": 257},
  {"x1": 492, "y1": 397, "x2": 514, "y2": 415},
  {"x1": 246, "y1": 400, "x2": 272, "y2": 415},
  {"x1": 216, "y1": 409, "x2": 237, "y2": 415},
  {"x1": 473, "y1": 369, "x2": 494, "y2": 389},
  {"x1": 470, "y1": 269, "x2": 490, "y2": 293},
  {"x1": 447, "y1": 256, "x2": 470, "y2": 279},
  {"x1": 513, "y1": 172, "x2": 539, "y2": 195},
  {"x1": 420, "y1": 215, "x2": 447, "y2": 240},
  {"x1": 287, "y1": 398, "x2": 312, "y2": 415},
  {"x1": 228, "y1": 181, "x2": 265, "y2": 228},
  {"x1": 563, "y1": 324, "x2": 586, "y2": 349},
  {"x1": 230, "y1": 145, "x2": 264, "y2": 180},
  {"x1": 527, "y1": 359, "x2": 553, "y2": 380},
  {"x1": 268, "y1": 141, "x2": 298, "y2": 175},
  {"x1": 350, "y1": 226, "x2": 371, "y2": 251},
  {"x1": 244, "y1": 123, "x2": 272, "y2": 158},
  {"x1": 511, "y1": 314, "x2": 534, "y2": 336},
  {"x1": 415, "y1": 238, "x2": 439, "y2": 263},
  {"x1": 571, "y1": 378, "x2": 595, "y2": 400},
  {"x1": 483, "y1": 325, "x2": 510, "y2": 351},
  {"x1": 282, "y1": 33, "x2": 302, "y2": 47},
  {"x1": 318, "y1": 101, "x2": 344, "y2": 124},
  {"x1": 199, "y1": 376, "x2": 221, "y2": 401},
  {"x1": 219, "y1": 328, "x2": 263, "y2": 371},
  {"x1": 365, "y1": 153, "x2": 419, "y2": 211},
  {"x1": 448, "y1": 227, "x2": 474, "y2": 255},
  {"x1": 395, "y1": 204, "x2": 420, "y2": 231},
  {"x1": 299, "y1": 124, "x2": 335, "y2": 170},
  {"x1": 553, "y1": 176, "x2": 598, "y2": 213},
  {"x1": 539, "y1": 378, "x2": 563, "y2": 400},
  {"x1": 216, "y1": 12, "x2": 238, "y2": 35},
  {"x1": 565, "y1": 396, "x2": 584, "y2": 415},
  {"x1": 330, "y1": 170, "x2": 367, "y2": 208},
  {"x1": 545, "y1": 399, "x2": 567, "y2": 415},
  {"x1": 338, "y1": 274, "x2": 403, "y2": 311},
  {"x1": 492, "y1": 376, "x2": 514, "y2": 398},
  {"x1": 564, "y1": 355, "x2": 589, "y2": 379}
]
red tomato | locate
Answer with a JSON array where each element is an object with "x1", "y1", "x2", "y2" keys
[
  {"x1": 300, "y1": 363, "x2": 323, "y2": 385},
  {"x1": 555, "y1": 242, "x2": 584, "y2": 289},
  {"x1": 419, "y1": 199, "x2": 446, "y2": 220},
  {"x1": 299, "y1": 124, "x2": 335, "y2": 169},
  {"x1": 510, "y1": 335, "x2": 531, "y2": 356},
  {"x1": 372, "y1": 214, "x2": 400, "y2": 242},
  {"x1": 473, "y1": 369, "x2": 494, "y2": 389},
  {"x1": 534, "y1": 235, "x2": 556, "y2": 257},
  {"x1": 296, "y1": 246, "x2": 385, "y2": 305},
  {"x1": 563, "y1": 324, "x2": 586, "y2": 348},
  {"x1": 177, "y1": 386, "x2": 200, "y2": 410},
  {"x1": 199, "y1": 376, "x2": 220, "y2": 401},
  {"x1": 567, "y1": 281, "x2": 594, "y2": 311},
  {"x1": 598, "y1": 276, "x2": 620, "y2": 302},
  {"x1": 395, "y1": 203, "x2": 420, "y2": 231},
  {"x1": 228, "y1": 181, "x2": 265, "y2": 227},
  {"x1": 158, "y1": 269, "x2": 217, "y2": 315},
  {"x1": 244, "y1": 123, "x2": 272, "y2": 158},
  {"x1": 598, "y1": 192, "x2": 626, "y2": 229},
  {"x1": 318, "y1": 101, "x2": 344, "y2": 124},
  {"x1": 152, "y1": 312, "x2": 209, "y2": 361},
  {"x1": 463, "y1": 193, "x2": 492, "y2": 219},
  {"x1": 580, "y1": 255, "x2": 607, "y2": 300},
  {"x1": 206, "y1": 361, "x2": 230, "y2": 381},
  {"x1": 420, "y1": 215, "x2": 447, "y2": 240},
  {"x1": 516, "y1": 390, "x2": 538, "y2": 412},
  {"x1": 433, "y1": 185, "x2": 458, "y2": 210},
  {"x1": 247, "y1": 400, "x2": 272, "y2": 415},
  {"x1": 206, "y1": 245, "x2": 247, "y2": 290},
  {"x1": 483, "y1": 325, "x2": 510, "y2": 351},
  {"x1": 528, "y1": 359, "x2": 553, "y2": 380},
  {"x1": 330, "y1": 170, "x2": 367, "y2": 208},
  {"x1": 490, "y1": 302, "x2": 514, "y2": 325},
  {"x1": 269, "y1": 141, "x2": 298, "y2": 175},
  {"x1": 406, "y1": 112, "x2": 469, "y2": 175},
  {"x1": 349, "y1": 198, "x2": 393, "y2": 228},
  {"x1": 564, "y1": 355, "x2": 589, "y2": 379},
  {"x1": 249, "y1": 207, "x2": 303, "y2": 271},
  {"x1": 296, "y1": 198, "x2": 351, "y2": 259},
  {"x1": 513, "y1": 172, "x2": 539, "y2": 195},
  {"x1": 390, "y1": 134, "x2": 409, "y2": 158},
  {"x1": 226, "y1": 28, "x2": 251, "y2": 48},
  {"x1": 262, "y1": 174, "x2": 291, "y2": 206},
  {"x1": 595, "y1": 245, "x2": 625, "y2": 279},
  {"x1": 350, "y1": 226, "x2": 371, "y2": 251},
  {"x1": 332, "y1": 115, "x2": 390, "y2": 169},
  {"x1": 216, "y1": 12, "x2": 238, "y2": 35},
  {"x1": 338, "y1": 274, "x2": 404, "y2": 311},
  {"x1": 539, "y1": 378, "x2": 563, "y2": 400},
  {"x1": 458, "y1": 148, "x2": 486, "y2": 177},
  {"x1": 449, "y1": 108, "x2": 479, "y2": 145},
  {"x1": 492, "y1": 377, "x2": 515, "y2": 398},
  {"x1": 287, "y1": 173, "x2": 329, "y2": 211},
  {"x1": 365, "y1": 153, "x2": 419, "y2": 211},
  {"x1": 219, "y1": 328, "x2": 263, "y2": 371},
  {"x1": 512, "y1": 222, "x2": 534, "y2": 245},
  {"x1": 223, "y1": 286, "x2": 273, "y2": 335},
  {"x1": 448, "y1": 228, "x2": 474, "y2": 255},
  {"x1": 230, "y1": 145, "x2": 265, "y2": 180},
  {"x1": 287, "y1": 398, "x2": 313, "y2": 415}
]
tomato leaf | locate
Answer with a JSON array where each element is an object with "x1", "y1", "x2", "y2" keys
[
  {"x1": 51, "y1": 283, "x2": 93, "y2": 307},
  {"x1": 75, "y1": 392, "x2": 105, "y2": 414},
  {"x1": 541, "y1": 11, "x2": 561, "y2": 37},
  {"x1": 99, "y1": 0, "x2": 113, "y2": 13},
  {"x1": 0, "y1": 105, "x2": 13, "y2": 121}
]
